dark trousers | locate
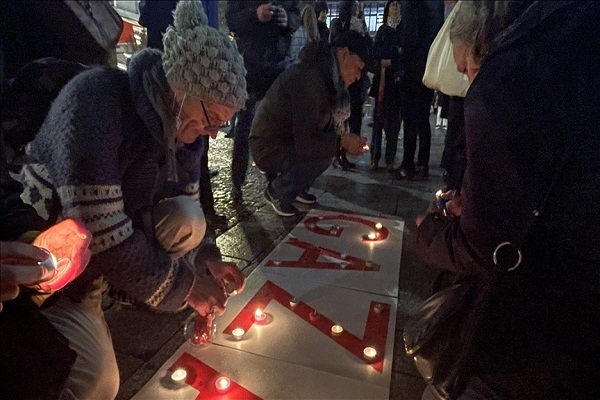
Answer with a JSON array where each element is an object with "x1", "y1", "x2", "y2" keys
[
  {"x1": 270, "y1": 157, "x2": 332, "y2": 205},
  {"x1": 232, "y1": 95, "x2": 258, "y2": 190},
  {"x1": 371, "y1": 84, "x2": 401, "y2": 166},
  {"x1": 440, "y1": 96, "x2": 466, "y2": 192},
  {"x1": 400, "y1": 80, "x2": 434, "y2": 171}
]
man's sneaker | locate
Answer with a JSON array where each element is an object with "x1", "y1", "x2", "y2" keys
[
  {"x1": 295, "y1": 190, "x2": 317, "y2": 204},
  {"x1": 265, "y1": 185, "x2": 298, "y2": 217}
]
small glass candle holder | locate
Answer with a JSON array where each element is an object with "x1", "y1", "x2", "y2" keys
[
  {"x1": 289, "y1": 297, "x2": 300, "y2": 308},
  {"x1": 215, "y1": 376, "x2": 231, "y2": 394},
  {"x1": 171, "y1": 368, "x2": 187, "y2": 383},
  {"x1": 331, "y1": 324, "x2": 344, "y2": 336},
  {"x1": 363, "y1": 347, "x2": 378, "y2": 360},
  {"x1": 184, "y1": 313, "x2": 214, "y2": 345},
  {"x1": 231, "y1": 328, "x2": 245, "y2": 341},
  {"x1": 254, "y1": 309, "x2": 267, "y2": 324}
]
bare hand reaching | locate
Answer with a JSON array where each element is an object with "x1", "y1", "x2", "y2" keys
[
  {"x1": 257, "y1": 3, "x2": 275, "y2": 23},
  {"x1": 341, "y1": 133, "x2": 368, "y2": 156},
  {"x1": 187, "y1": 277, "x2": 228, "y2": 319}
]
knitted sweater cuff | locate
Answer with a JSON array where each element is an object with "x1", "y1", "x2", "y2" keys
[{"x1": 153, "y1": 264, "x2": 196, "y2": 312}]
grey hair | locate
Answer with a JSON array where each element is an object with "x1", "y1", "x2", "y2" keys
[{"x1": 449, "y1": 0, "x2": 532, "y2": 63}]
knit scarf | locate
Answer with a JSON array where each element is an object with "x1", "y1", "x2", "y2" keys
[
  {"x1": 331, "y1": 50, "x2": 351, "y2": 136},
  {"x1": 350, "y1": 16, "x2": 367, "y2": 36},
  {"x1": 387, "y1": 16, "x2": 401, "y2": 30},
  {"x1": 141, "y1": 59, "x2": 179, "y2": 182}
]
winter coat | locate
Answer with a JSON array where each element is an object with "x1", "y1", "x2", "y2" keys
[
  {"x1": 416, "y1": 1, "x2": 600, "y2": 396},
  {"x1": 226, "y1": 0, "x2": 301, "y2": 98},
  {"x1": 369, "y1": 23, "x2": 404, "y2": 98},
  {"x1": 399, "y1": 0, "x2": 444, "y2": 82},
  {"x1": 249, "y1": 42, "x2": 337, "y2": 173}
]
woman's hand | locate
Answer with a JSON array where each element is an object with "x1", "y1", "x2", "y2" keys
[
  {"x1": 187, "y1": 277, "x2": 228, "y2": 319},
  {"x1": 206, "y1": 260, "x2": 246, "y2": 296},
  {"x1": 33, "y1": 218, "x2": 92, "y2": 291}
]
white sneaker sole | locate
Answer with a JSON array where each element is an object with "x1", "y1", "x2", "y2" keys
[{"x1": 294, "y1": 196, "x2": 316, "y2": 205}]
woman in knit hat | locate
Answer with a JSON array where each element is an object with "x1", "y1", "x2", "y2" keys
[{"x1": 18, "y1": 1, "x2": 247, "y2": 398}]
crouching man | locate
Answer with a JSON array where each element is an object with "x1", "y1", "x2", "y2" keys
[{"x1": 250, "y1": 31, "x2": 370, "y2": 216}]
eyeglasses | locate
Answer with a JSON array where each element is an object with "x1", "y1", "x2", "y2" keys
[{"x1": 201, "y1": 101, "x2": 224, "y2": 131}]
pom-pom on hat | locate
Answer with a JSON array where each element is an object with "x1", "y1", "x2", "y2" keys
[{"x1": 162, "y1": 0, "x2": 248, "y2": 110}]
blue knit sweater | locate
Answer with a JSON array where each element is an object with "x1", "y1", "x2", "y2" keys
[{"x1": 20, "y1": 49, "x2": 202, "y2": 311}]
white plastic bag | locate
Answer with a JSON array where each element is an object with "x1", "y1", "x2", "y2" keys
[{"x1": 422, "y1": 1, "x2": 470, "y2": 98}]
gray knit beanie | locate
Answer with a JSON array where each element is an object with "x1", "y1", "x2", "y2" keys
[{"x1": 162, "y1": 0, "x2": 248, "y2": 110}]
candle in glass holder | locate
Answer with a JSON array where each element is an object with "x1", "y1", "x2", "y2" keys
[
  {"x1": 231, "y1": 328, "x2": 245, "y2": 340},
  {"x1": 375, "y1": 222, "x2": 383, "y2": 230},
  {"x1": 254, "y1": 308, "x2": 267, "y2": 323},
  {"x1": 171, "y1": 368, "x2": 187, "y2": 382},
  {"x1": 331, "y1": 324, "x2": 344, "y2": 336},
  {"x1": 215, "y1": 376, "x2": 231, "y2": 394},
  {"x1": 289, "y1": 297, "x2": 299, "y2": 308},
  {"x1": 363, "y1": 347, "x2": 378, "y2": 359},
  {"x1": 368, "y1": 232, "x2": 377, "y2": 240}
]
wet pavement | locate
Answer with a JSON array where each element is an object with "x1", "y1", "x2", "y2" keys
[{"x1": 109, "y1": 108, "x2": 447, "y2": 400}]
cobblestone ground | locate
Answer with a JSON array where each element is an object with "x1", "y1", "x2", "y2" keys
[{"x1": 110, "y1": 107, "x2": 447, "y2": 400}]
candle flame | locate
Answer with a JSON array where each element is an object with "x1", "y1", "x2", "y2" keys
[{"x1": 171, "y1": 368, "x2": 187, "y2": 382}]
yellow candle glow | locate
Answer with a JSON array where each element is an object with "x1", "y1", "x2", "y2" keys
[
  {"x1": 375, "y1": 222, "x2": 383, "y2": 230},
  {"x1": 232, "y1": 328, "x2": 245, "y2": 340},
  {"x1": 254, "y1": 308, "x2": 267, "y2": 323},
  {"x1": 331, "y1": 324, "x2": 344, "y2": 335},
  {"x1": 362, "y1": 144, "x2": 370, "y2": 151},
  {"x1": 215, "y1": 376, "x2": 231, "y2": 393},
  {"x1": 363, "y1": 347, "x2": 378, "y2": 359},
  {"x1": 171, "y1": 368, "x2": 187, "y2": 382},
  {"x1": 367, "y1": 232, "x2": 377, "y2": 240}
]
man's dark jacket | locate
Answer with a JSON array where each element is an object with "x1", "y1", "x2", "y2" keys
[
  {"x1": 226, "y1": 0, "x2": 301, "y2": 98},
  {"x1": 249, "y1": 42, "x2": 336, "y2": 173}
]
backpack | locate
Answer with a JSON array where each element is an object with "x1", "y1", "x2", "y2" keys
[{"x1": 1, "y1": 58, "x2": 89, "y2": 166}]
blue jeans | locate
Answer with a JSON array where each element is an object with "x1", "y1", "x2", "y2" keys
[{"x1": 270, "y1": 157, "x2": 332, "y2": 205}]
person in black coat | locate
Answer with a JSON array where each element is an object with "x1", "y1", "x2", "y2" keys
[
  {"x1": 369, "y1": 0, "x2": 404, "y2": 171},
  {"x1": 226, "y1": 1, "x2": 301, "y2": 198},
  {"x1": 315, "y1": 1, "x2": 330, "y2": 42},
  {"x1": 416, "y1": 1, "x2": 600, "y2": 398},
  {"x1": 396, "y1": 0, "x2": 444, "y2": 179}
]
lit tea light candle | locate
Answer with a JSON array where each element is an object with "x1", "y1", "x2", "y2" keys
[
  {"x1": 231, "y1": 328, "x2": 245, "y2": 340},
  {"x1": 363, "y1": 347, "x2": 378, "y2": 359},
  {"x1": 368, "y1": 232, "x2": 377, "y2": 240},
  {"x1": 331, "y1": 324, "x2": 344, "y2": 335},
  {"x1": 289, "y1": 297, "x2": 299, "y2": 308},
  {"x1": 171, "y1": 368, "x2": 187, "y2": 382},
  {"x1": 254, "y1": 309, "x2": 267, "y2": 323},
  {"x1": 375, "y1": 222, "x2": 383, "y2": 230},
  {"x1": 215, "y1": 376, "x2": 231, "y2": 394},
  {"x1": 362, "y1": 144, "x2": 370, "y2": 151}
]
